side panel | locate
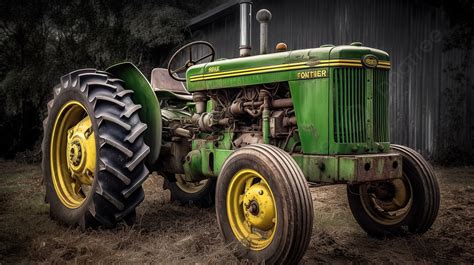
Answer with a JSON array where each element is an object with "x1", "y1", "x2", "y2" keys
[
  {"x1": 289, "y1": 77, "x2": 330, "y2": 154},
  {"x1": 106, "y1": 62, "x2": 161, "y2": 164},
  {"x1": 186, "y1": 47, "x2": 333, "y2": 91}
]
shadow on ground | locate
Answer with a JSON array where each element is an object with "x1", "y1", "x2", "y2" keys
[{"x1": 0, "y1": 161, "x2": 472, "y2": 263}]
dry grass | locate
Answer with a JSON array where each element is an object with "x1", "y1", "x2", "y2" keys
[{"x1": 0, "y1": 161, "x2": 473, "y2": 264}]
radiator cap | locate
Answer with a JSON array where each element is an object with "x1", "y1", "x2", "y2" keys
[{"x1": 275, "y1": 42, "x2": 288, "y2": 52}]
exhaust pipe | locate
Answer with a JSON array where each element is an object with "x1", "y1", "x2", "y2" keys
[
  {"x1": 256, "y1": 9, "x2": 272, "y2": 54},
  {"x1": 239, "y1": 0, "x2": 252, "y2": 57}
]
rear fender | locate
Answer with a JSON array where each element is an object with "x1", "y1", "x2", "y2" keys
[{"x1": 106, "y1": 62, "x2": 161, "y2": 165}]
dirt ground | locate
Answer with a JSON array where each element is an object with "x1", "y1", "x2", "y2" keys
[{"x1": 0, "y1": 161, "x2": 473, "y2": 264}]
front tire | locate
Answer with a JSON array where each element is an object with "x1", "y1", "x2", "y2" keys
[
  {"x1": 347, "y1": 144, "x2": 440, "y2": 237},
  {"x1": 216, "y1": 144, "x2": 313, "y2": 264},
  {"x1": 42, "y1": 69, "x2": 150, "y2": 228}
]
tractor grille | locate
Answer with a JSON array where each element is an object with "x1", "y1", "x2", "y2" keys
[
  {"x1": 333, "y1": 68, "x2": 389, "y2": 143},
  {"x1": 373, "y1": 69, "x2": 389, "y2": 142}
]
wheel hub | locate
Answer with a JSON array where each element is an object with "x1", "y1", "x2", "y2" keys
[
  {"x1": 243, "y1": 183, "x2": 275, "y2": 231},
  {"x1": 248, "y1": 200, "x2": 259, "y2": 215},
  {"x1": 66, "y1": 116, "x2": 96, "y2": 186},
  {"x1": 68, "y1": 140, "x2": 82, "y2": 167},
  {"x1": 371, "y1": 178, "x2": 411, "y2": 212}
]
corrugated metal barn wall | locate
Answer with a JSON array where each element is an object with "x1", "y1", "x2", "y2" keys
[{"x1": 185, "y1": 0, "x2": 474, "y2": 162}]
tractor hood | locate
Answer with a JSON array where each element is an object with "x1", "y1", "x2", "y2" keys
[{"x1": 186, "y1": 44, "x2": 390, "y2": 92}]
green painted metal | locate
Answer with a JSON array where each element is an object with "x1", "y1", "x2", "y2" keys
[
  {"x1": 186, "y1": 45, "x2": 389, "y2": 92},
  {"x1": 262, "y1": 108, "x2": 270, "y2": 144},
  {"x1": 106, "y1": 62, "x2": 162, "y2": 164},
  {"x1": 292, "y1": 153, "x2": 402, "y2": 183},
  {"x1": 292, "y1": 154, "x2": 338, "y2": 182},
  {"x1": 184, "y1": 134, "x2": 234, "y2": 180},
  {"x1": 330, "y1": 45, "x2": 389, "y2": 63},
  {"x1": 167, "y1": 44, "x2": 394, "y2": 184},
  {"x1": 183, "y1": 150, "x2": 202, "y2": 181},
  {"x1": 186, "y1": 47, "x2": 332, "y2": 91},
  {"x1": 213, "y1": 149, "x2": 234, "y2": 174},
  {"x1": 328, "y1": 67, "x2": 390, "y2": 155},
  {"x1": 366, "y1": 69, "x2": 374, "y2": 148},
  {"x1": 373, "y1": 69, "x2": 390, "y2": 143},
  {"x1": 184, "y1": 44, "x2": 391, "y2": 156},
  {"x1": 289, "y1": 77, "x2": 330, "y2": 154}
]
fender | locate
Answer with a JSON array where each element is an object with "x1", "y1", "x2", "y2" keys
[{"x1": 106, "y1": 62, "x2": 161, "y2": 165}]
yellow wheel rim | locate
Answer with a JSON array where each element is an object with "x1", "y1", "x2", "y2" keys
[
  {"x1": 226, "y1": 169, "x2": 277, "y2": 251},
  {"x1": 50, "y1": 101, "x2": 96, "y2": 209},
  {"x1": 359, "y1": 174, "x2": 413, "y2": 225}
]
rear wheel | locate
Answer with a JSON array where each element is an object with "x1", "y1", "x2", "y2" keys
[
  {"x1": 164, "y1": 174, "x2": 215, "y2": 207},
  {"x1": 347, "y1": 144, "x2": 440, "y2": 237},
  {"x1": 42, "y1": 69, "x2": 150, "y2": 228},
  {"x1": 216, "y1": 144, "x2": 313, "y2": 263}
]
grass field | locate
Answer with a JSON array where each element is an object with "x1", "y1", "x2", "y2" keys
[{"x1": 0, "y1": 161, "x2": 473, "y2": 263}]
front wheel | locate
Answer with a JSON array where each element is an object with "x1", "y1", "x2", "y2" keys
[
  {"x1": 347, "y1": 144, "x2": 440, "y2": 237},
  {"x1": 216, "y1": 144, "x2": 313, "y2": 264}
]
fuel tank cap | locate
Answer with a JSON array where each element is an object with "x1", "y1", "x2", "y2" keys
[{"x1": 350, "y1": 42, "x2": 363, "y2": 46}]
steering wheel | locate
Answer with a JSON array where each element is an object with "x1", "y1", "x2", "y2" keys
[{"x1": 167, "y1": 41, "x2": 215, "y2": 82}]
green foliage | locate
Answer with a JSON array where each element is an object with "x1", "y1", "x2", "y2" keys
[{"x1": 0, "y1": 0, "x2": 217, "y2": 158}]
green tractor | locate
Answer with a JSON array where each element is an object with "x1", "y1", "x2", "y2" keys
[{"x1": 42, "y1": 4, "x2": 439, "y2": 263}]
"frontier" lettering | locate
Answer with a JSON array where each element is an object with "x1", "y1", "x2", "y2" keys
[{"x1": 296, "y1": 69, "x2": 328, "y2": 79}]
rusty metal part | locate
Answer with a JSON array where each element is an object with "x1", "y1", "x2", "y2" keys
[
  {"x1": 240, "y1": 98, "x2": 292, "y2": 109},
  {"x1": 374, "y1": 178, "x2": 411, "y2": 211},
  {"x1": 174, "y1": 128, "x2": 193, "y2": 138},
  {"x1": 218, "y1": 118, "x2": 232, "y2": 126},
  {"x1": 270, "y1": 111, "x2": 285, "y2": 138},
  {"x1": 230, "y1": 100, "x2": 245, "y2": 115},
  {"x1": 151, "y1": 68, "x2": 190, "y2": 95},
  {"x1": 198, "y1": 113, "x2": 216, "y2": 132},
  {"x1": 193, "y1": 92, "x2": 207, "y2": 114},
  {"x1": 256, "y1": 9, "x2": 272, "y2": 54},
  {"x1": 283, "y1": 116, "x2": 297, "y2": 126},
  {"x1": 275, "y1": 42, "x2": 288, "y2": 52},
  {"x1": 239, "y1": 1, "x2": 252, "y2": 57},
  {"x1": 271, "y1": 98, "x2": 293, "y2": 108},
  {"x1": 347, "y1": 153, "x2": 402, "y2": 182},
  {"x1": 231, "y1": 97, "x2": 292, "y2": 118},
  {"x1": 233, "y1": 133, "x2": 263, "y2": 147}
]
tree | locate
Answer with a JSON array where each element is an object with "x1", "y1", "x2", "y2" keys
[{"x1": 0, "y1": 0, "x2": 219, "y2": 159}]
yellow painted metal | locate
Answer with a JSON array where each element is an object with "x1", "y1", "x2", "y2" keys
[
  {"x1": 359, "y1": 174, "x2": 413, "y2": 225},
  {"x1": 189, "y1": 59, "x2": 391, "y2": 81},
  {"x1": 50, "y1": 101, "x2": 96, "y2": 209},
  {"x1": 226, "y1": 169, "x2": 277, "y2": 251}
]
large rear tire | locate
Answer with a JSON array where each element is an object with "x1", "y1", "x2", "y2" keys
[
  {"x1": 347, "y1": 144, "x2": 440, "y2": 237},
  {"x1": 42, "y1": 69, "x2": 150, "y2": 228},
  {"x1": 216, "y1": 144, "x2": 313, "y2": 264}
]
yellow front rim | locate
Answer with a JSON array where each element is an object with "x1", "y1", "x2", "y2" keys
[
  {"x1": 50, "y1": 101, "x2": 96, "y2": 209},
  {"x1": 226, "y1": 169, "x2": 277, "y2": 251},
  {"x1": 359, "y1": 175, "x2": 413, "y2": 225}
]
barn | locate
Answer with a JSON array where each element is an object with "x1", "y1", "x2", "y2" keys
[{"x1": 182, "y1": 0, "x2": 474, "y2": 163}]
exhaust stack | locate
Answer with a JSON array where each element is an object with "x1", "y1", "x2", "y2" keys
[
  {"x1": 256, "y1": 9, "x2": 272, "y2": 54},
  {"x1": 239, "y1": 1, "x2": 252, "y2": 57}
]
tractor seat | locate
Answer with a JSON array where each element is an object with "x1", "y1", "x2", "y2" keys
[{"x1": 151, "y1": 68, "x2": 193, "y2": 100}]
